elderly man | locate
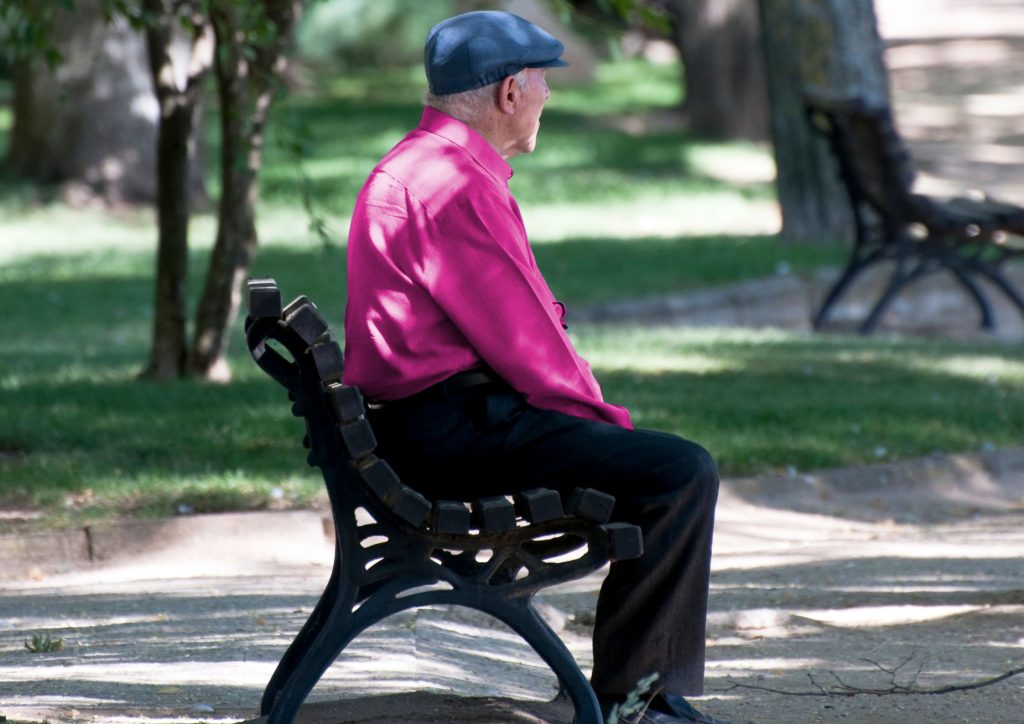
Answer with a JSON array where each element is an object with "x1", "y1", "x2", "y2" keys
[{"x1": 343, "y1": 11, "x2": 724, "y2": 724}]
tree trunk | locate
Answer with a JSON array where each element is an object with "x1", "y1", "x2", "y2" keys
[
  {"x1": 669, "y1": 0, "x2": 770, "y2": 141},
  {"x1": 758, "y1": 0, "x2": 890, "y2": 242},
  {"x1": 140, "y1": 1, "x2": 215, "y2": 380},
  {"x1": 4, "y1": 0, "x2": 157, "y2": 203},
  {"x1": 191, "y1": 0, "x2": 302, "y2": 381}
]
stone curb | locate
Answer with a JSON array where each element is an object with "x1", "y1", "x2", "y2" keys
[
  {"x1": 3, "y1": 448, "x2": 1022, "y2": 582},
  {"x1": 0, "y1": 509, "x2": 334, "y2": 581}
]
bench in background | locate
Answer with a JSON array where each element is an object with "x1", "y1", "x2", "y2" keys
[{"x1": 804, "y1": 90, "x2": 1024, "y2": 333}]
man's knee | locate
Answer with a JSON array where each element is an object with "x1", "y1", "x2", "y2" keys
[{"x1": 666, "y1": 437, "x2": 719, "y2": 510}]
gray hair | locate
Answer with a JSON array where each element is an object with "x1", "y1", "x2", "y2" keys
[{"x1": 424, "y1": 69, "x2": 528, "y2": 125}]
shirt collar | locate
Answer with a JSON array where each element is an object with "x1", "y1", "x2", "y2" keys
[{"x1": 418, "y1": 106, "x2": 514, "y2": 185}]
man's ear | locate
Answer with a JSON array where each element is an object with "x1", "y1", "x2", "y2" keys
[{"x1": 497, "y1": 75, "x2": 518, "y2": 115}]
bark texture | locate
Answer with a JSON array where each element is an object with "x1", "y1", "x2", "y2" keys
[
  {"x1": 191, "y1": 0, "x2": 303, "y2": 381},
  {"x1": 758, "y1": 0, "x2": 891, "y2": 242},
  {"x1": 669, "y1": 0, "x2": 770, "y2": 141},
  {"x1": 5, "y1": 0, "x2": 158, "y2": 203},
  {"x1": 141, "y1": 0, "x2": 215, "y2": 380}
]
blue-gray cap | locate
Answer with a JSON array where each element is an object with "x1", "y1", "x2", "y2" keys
[{"x1": 425, "y1": 11, "x2": 569, "y2": 96}]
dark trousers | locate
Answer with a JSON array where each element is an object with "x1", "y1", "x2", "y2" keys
[{"x1": 367, "y1": 383, "x2": 719, "y2": 697}]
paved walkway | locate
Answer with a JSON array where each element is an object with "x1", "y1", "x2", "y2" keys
[
  {"x1": 1, "y1": 450, "x2": 1023, "y2": 723},
  {"x1": 573, "y1": 264, "x2": 1024, "y2": 343}
]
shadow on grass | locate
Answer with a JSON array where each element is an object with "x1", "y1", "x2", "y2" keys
[
  {"x1": 1, "y1": 243, "x2": 1020, "y2": 518},
  {"x1": 594, "y1": 340, "x2": 1022, "y2": 477}
]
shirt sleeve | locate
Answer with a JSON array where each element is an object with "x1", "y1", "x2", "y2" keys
[{"x1": 417, "y1": 187, "x2": 633, "y2": 430}]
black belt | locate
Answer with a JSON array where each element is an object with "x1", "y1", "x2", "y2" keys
[{"x1": 367, "y1": 367, "x2": 502, "y2": 410}]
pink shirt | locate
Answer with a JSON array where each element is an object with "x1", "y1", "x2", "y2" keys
[{"x1": 343, "y1": 107, "x2": 632, "y2": 430}]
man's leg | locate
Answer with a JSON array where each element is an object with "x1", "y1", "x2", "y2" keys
[
  {"x1": 367, "y1": 387, "x2": 719, "y2": 698},
  {"x1": 490, "y1": 403, "x2": 718, "y2": 698}
]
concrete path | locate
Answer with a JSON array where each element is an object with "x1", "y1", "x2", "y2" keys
[
  {"x1": 1, "y1": 450, "x2": 1023, "y2": 724},
  {"x1": 573, "y1": 265, "x2": 1024, "y2": 343}
]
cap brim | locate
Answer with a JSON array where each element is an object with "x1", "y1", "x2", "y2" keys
[{"x1": 528, "y1": 57, "x2": 570, "y2": 69}]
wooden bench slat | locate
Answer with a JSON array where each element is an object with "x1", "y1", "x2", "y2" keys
[
  {"x1": 355, "y1": 457, "x2": 430, "y2": 528},
  {"x1": 602, "y1": 522, "x2": 644, "y2": 561},
  {"x1": 246, "y1": 278, "x2": 282, "y2": 319},
  {"x1": 339, "y1": 419, "x2": 377, "y2": 459},
  {"x1": 326, "y1": 383, "x2": 365, "y2": 423},
  {"x1": 514, "y1": 488, "x2": 563, "y2": 523},
  {"x1": 390, "y1": 485, "x2": 431, "y2": 528},
  {"x1": 283, "y1": 301, "x2": 329, "y2": 346},
  {"x1": 566, "y1": 487, "x2": 615, "y2": 523},
  {"x1": 472, "y1": 496, "x2": 516, "y2": 533},
  {"x1": 433, "y1": 500, "x2": 471, "y2": 535},
  {"x1": 310, "y1": 338, "x2": 344, "y2": 382},
  {"x1": 357, "y1": 456, "x2": 401, "y2": 501}
]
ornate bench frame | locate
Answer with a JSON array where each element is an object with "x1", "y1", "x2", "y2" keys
[{"x1": 244, "y1": 278, "x2": 643, "y2": 724}]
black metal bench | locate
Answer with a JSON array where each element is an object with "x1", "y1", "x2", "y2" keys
[
  {"x1": 804, "y1": 90, "x2": 1024, "y2": 333},
  {"x1": 243, "y1": 277, "x2": 643, "y2": 724}
]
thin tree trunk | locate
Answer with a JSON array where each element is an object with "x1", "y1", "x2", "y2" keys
[
  {"x1": 191, "y1": 0, "x2": 301, "y2": 381},
  {"x1": 758, "y1": 0, "x2": 890, "y2": 242},
  {"x1": 141, "y1": 0, "x2": 214, "y2": 379}
]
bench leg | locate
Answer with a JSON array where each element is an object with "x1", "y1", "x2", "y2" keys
[
  {"x1": 261, "y1": 546, "x2": 343, "y2": 716},
  {"x1": 976, "y1": 264, "x2": 1024, "y2": 319},
  {"x1": 813, "y1": 258, "x2": 869, "y2": 330},
  {"x1": 949, "y1": 266, "x2": 996, "y2": 330},
  {"x1": 264, "y1": 583, "x2": 603, "y2": 724},
  {"x1": 265, "y1": 587, "x2": 379, "y2": 724},
  {"x1": 860, "y1": 258, "x2": 931, "y2": 334},
  {"x1": 813, "y1": 244, "x2": 889, "y2": 330},
  {"x1": 482, "y1": 597, "x2": 603, "y2": 724}
]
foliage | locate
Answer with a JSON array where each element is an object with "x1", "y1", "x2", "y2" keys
[
  {"x1": 24, "y1": 634, "x2": 64, "y2": 653},
  {"x1": 556, "y1": 0, "x2": 672, "y2": 34},
  {"x1": 295, "y1": 0, "x2": 451, "y2": 69},
  {"x1": 608, "y1": 672, "x2": 661, "y2": 723},
  {"x1": 0, "y1": 0, "x2": 184, "y2": 65},
  {"x1": 0, "y1": 0, "x2": 70, "y2": 65}
]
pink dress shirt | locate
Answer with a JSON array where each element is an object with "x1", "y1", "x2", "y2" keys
[{"x1": 343, "y1": 107, "x2": 632, "y2": 430}]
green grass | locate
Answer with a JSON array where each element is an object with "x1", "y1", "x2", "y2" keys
[
  {"x1": 1, "y1": 60, "x2": 1019, "y2": 528},
  {"x1": 581, "y1": 327, "x2": 1023, "y2": 475}
]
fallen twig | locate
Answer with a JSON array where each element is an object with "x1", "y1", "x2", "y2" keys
[{"x1": 715, "y1": 665, "x2": 1024, "y2": 698}]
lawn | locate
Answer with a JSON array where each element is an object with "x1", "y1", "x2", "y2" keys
[{"x1": 1, "y1": 61, "x2": 1021, "y2": 529}]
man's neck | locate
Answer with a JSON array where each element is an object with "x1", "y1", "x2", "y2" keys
[{"x1": 467, "y1": 115, "x2": 520, "y2": 160}]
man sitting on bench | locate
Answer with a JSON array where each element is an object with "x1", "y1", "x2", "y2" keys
[{"x1": 342, "y1": 11, "x2": 724, "y2": 724}]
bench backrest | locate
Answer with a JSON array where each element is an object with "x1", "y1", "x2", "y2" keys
[
  {"x1": 244, "y1": 280, "x2": 435, "y2": 530},
  {"x1": 804, "y1": 92, "x2": 921, "y2": 225}
]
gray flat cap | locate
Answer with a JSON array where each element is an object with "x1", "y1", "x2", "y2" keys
[{"x1": 425, "y1": 11, "x2": 569, "y2": 96}]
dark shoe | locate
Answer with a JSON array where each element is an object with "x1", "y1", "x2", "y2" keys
[
  {"x1": 657, "y1": 693, "x2": 729, "y2": 724},
  {"x1": 598, "y1": 692, "x2": 730, "y2": 724}
]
